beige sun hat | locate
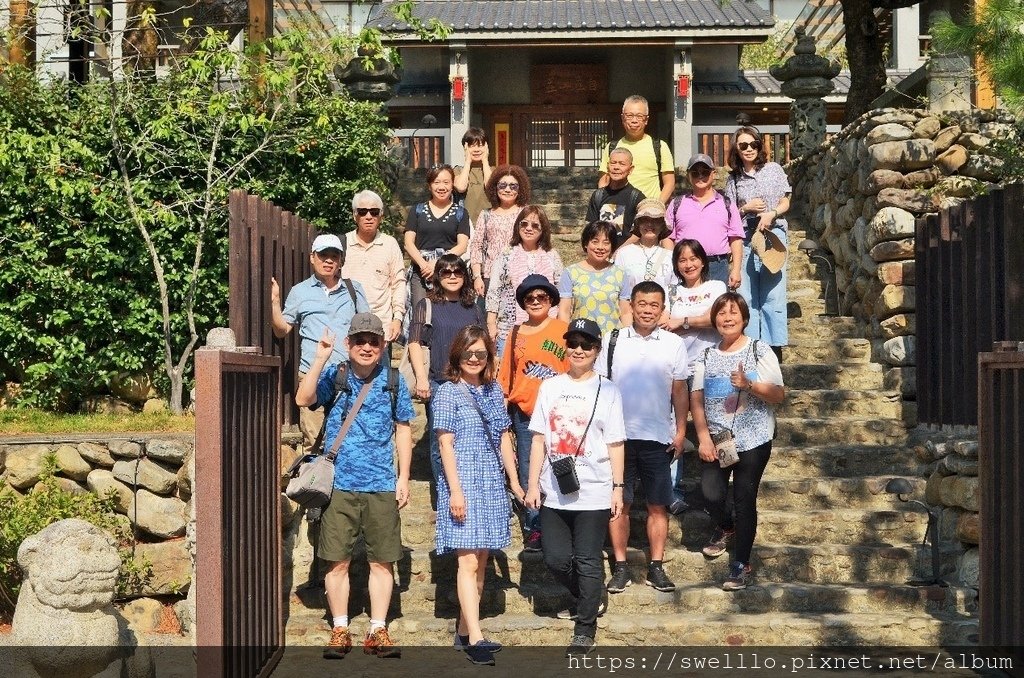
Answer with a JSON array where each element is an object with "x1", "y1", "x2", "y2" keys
[{"x1": 751, "y1": 229, "x2": 787, "y2": 274}]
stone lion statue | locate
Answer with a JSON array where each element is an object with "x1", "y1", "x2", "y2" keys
[{"x1": 1, "y1": 519, "x2": 154, "y2": 678}]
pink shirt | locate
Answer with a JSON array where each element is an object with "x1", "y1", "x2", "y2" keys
[{"x1": 666, "y1": 191, "x2": 743, "y2": 256}]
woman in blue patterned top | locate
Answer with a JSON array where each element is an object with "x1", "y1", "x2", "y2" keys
[
  {"x1": 433, "y1": 325, "x2": 525, "y2": 666},
  {"x1": 691, "y1": 292, "x2": 785, "y2": 592}
]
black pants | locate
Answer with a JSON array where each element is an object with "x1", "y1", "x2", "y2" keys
[
  {"x1": 700, "y1": 440, "x2": 772, "y2": 565},
  {"x1": 540, "y1": 506, "x2": 609, "y2": 638}
]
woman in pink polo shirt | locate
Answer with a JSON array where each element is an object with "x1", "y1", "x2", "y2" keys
[{"x1": 666, "y1": 154, "x2": 744, "y2": 290}]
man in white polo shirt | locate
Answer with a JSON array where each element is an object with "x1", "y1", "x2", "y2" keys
[{"x1": 598, "y1": 280, "x2": 689, "y2": 593}]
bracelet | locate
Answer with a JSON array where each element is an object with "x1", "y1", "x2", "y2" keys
[{"x1": 612, "y1": 482, "x2": 625, "y2": 488}]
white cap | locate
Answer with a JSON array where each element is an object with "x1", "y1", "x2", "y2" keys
[{"x1": 311, "y1": 234, "x2": 344, "y2": 253}]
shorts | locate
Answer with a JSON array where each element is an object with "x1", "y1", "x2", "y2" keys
[
  {"x1": 319, "y1": 490, "x2": 403, "y2": 563},
  {"x1": 622, "y1": 439, "x2": 674, "y2": 506}
]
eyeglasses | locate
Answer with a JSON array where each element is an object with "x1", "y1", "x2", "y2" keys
[
  {"x1": 519, "y1": 220, "x2": 541, "y2": 231},
  {"x1": 350, "y1": 334, "x2": 383, "y2": 347},
  {"x1": 736, "y1": 141, "x2": 762, "y2": 152},
  {"x1": 355, "y1": 207, "x2": 382, "y2": 217},
  {"x1": 460, "y1": 349, "x2": 488, "y2": 362},
  {"x1": 688, "y1": 168, "x2": 713, "y2": 178},
  {"x1": 565, "y1": 338, "x2": 598, "y2": 351},
  {"x1": 439, "y1": 268, "x2": 465, "y2": 278},
  {"x1": 622, "y1": 113, "x2": 648, "y2": 121},
  {"x1": 497, "y1": 181, "x2": 519, "y2": 191},
  {"x1": 524, "y1": 292, "x2": 550, "y2": 304}
]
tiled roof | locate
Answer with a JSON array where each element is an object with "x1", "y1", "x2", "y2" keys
[
  {"x1": 367, "y1": 1, "x2": 773, "y2": 34},
  {"x1": 275, "y1": 0, "x2": 335, "y2": 39},
  {"x1": 696, "y1": 70, "x2": 916, "y2": 97}
]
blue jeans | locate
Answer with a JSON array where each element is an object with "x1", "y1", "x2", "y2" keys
[
  {"x1": 510, "y1": 404, "x2": 541, "y2": 534},
  {"x1": 425, "y1": 378, "x2": 443, "y2": 488},
  {"x1": 738, "y1": 226, "x2": 788, "y2": 347},
  {"x1": 707, "y1": 257, "x2": 731, "y2": 286}
]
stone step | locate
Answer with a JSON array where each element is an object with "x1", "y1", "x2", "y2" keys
[
  {"x1": 290, "y1": 579, "x2": 974, "y2": 628},
  {"x1": 530, "y1": 188, "x2": 595, "y2": 204},
  {"x1": 777, "y1": 389, "x2": 903, "y2": 419},
  {"x1": 289, "y1": 610, "x2": 977, "y2": 647},
  {"x1": 782, "y1": 337, "x2": 872, "y2": 363},
  {"x1": 755, "y1": 475, "x2": 926, "y2": 509},
  {"x1": 775, "y1": 416, "x2": 909, "y2": 446},
  {"x1": 780, "y1": 363, "x2": 885, "y2": 390},
  {"x1": 767, "y1": 444, "x2": 926, "y2": 478}
]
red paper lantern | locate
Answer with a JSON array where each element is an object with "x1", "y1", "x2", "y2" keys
[
  {"x1": 452, "y1": 77, "x2": 465, "y2": 101},
  {"x1": 677, "y1": 75, "x2": 690, "y2": 98}
]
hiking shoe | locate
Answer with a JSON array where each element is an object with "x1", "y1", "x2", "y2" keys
[
  {"x1": 523, "y1": 531, "x2": 543, "y2": 553},
  {"x1": 465, "y1": 640, "x2": 496, "y2": 666},
  {"x1": 645, "y1": 564, "x2": 676, "y2": 592},
  {"x1": 668, "y1": 497, "x2": 689, "y2": 515},
  {"x1": 723, "y1": 561, "x2": 752, "y2": 591},
  {"x1": 555, "y1": 596, "x2": 608, "y2": 620},
  {"x1": 701, "y1": 527, "x2": 735, "y2": 559},
  {"x1": 363, "y1": 627, "x2": 401, "y2": 658},
  {"x1": 323, "y1": 626, "x2": 351, "y2": 659},
  {"x1": 606, "y1": 564, "x2": 631, "y2": 593},
  {"x1": 454, "y1": 631, "x2": 502, "y2": 652},
  {"x1": 565, "y1": 634, "x2": 596, "y2": 656}
]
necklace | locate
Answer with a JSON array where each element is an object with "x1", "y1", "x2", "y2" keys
[{"x1": 640, "y1": 245, "x2": 662, "y2": 281}]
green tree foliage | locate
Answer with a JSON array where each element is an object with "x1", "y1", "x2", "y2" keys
[
  {"x1": 931, "y1": 0, "x2": 1024, "y2": 112},
  {"x1": 0, "y1": 30, "x2": 393, "y2": 412}
]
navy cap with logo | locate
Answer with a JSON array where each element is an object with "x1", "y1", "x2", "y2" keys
[
  {"x1": 347, "y1": 312, "x2": 385, "y2": 337},
  {"x1": 563, "y1": 317, "x2": 602, "y2": 344}
]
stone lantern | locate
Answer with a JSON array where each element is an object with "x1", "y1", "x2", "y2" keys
[
  {"x1": 770, "y1": 28, "x2": 841, "y2": 159},
  {"x1": 336, "y1": 44, "x2": 401, "y2": 103}
]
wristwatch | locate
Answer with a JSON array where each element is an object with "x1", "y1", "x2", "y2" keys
[{"x1": 682, "y1": 317, "x2": 690, "y2": 331}]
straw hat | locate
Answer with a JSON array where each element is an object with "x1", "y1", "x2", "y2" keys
[{"x1": 751, "y1": 230, "x2": 787, "y2": 274}]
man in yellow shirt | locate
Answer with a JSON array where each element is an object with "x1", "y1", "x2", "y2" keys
[{"x1": 597, "y1": 95, "x2": 675, "y2": 205}]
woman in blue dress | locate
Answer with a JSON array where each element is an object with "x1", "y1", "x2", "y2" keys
[{"x1": 433, "y1": 325, "x2": 525, "y2": 665}]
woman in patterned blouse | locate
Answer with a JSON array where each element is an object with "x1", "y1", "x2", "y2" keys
[
  {"x1": 485, "y1": 205, "x2": 563, "y2": 356},
  {"x1": 556, "y1": 221, "x2": 633, "y2": 335},
  {"x1": 724, "y1": 126, "x2": 792, "y2": 362},
  {"x1": 469, "y1": 165, "x2": 531, "y2": 300}
]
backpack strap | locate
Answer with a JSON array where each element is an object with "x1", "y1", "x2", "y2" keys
[
  {"x1": 343, "y1": 278, "x2": 358, "y2": 308},
  {"x1": 508, "y1": 324, "x2": 521, "y2": 393},
  {"x1": 606, "y1": 328, "x2": 620, "y2": 381},
  {"x1": 651, "y1": 135, "x2": 663, "y2": 189},
  {"x1": 310, "y1": 361, "x2": 350, "y2": 454},
  {"x1": 384, "y1": 359, "x2": 399, "y2": 422}
]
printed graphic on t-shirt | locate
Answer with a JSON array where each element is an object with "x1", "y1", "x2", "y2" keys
[
  {"x1": 548, "y1": 393, "x2": 592, "y2": 457},
  {"x1": 599, "y1": 202, "x2": 626, "y2": 227},
  {"x1": 523, "y1": 360, "x2": 559, "y2": 381}
]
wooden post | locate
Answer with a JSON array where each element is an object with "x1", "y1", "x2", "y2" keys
[
  {"x1": 973, "y1": 0, "x2": 998, "y2": 108},
  {"x1": 8, "y1": 0, "x2": 36, "y2": 68},
  {"x1": 247, "y1": 0, "x2": 274, "y2": 46}
]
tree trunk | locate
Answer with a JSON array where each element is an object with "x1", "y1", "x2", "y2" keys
[
  {"x1": 123, "y1": 0, "x2": 159, "y2": 76},
  {"x1": 169, "y1": 368, "x2": 184, "y2": 415},
  {"x1": 840, "y1": 0, "x2": 891, "y2": 124}
]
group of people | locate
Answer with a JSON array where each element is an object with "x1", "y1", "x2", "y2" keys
[{"x1": 268, "y1": 93, "x2": 789, "y2": 664}]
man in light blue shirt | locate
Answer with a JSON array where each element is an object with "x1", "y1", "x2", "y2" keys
[{"x1": 271, "y1": 233, "x2": 370, "y2": 443}]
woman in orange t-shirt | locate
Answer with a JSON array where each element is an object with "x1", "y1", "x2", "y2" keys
[{"x1": 497, "y1": 274, "x2": 569, "y2": 552}]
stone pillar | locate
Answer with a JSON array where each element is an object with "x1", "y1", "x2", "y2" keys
[
  {"x1": 670, "y1": 43, "x2": 693, "y2": 170},
  {"x1": 770, "y1": 28, "x2": 841, "y2": 160},
  {"x1": 448, "y1": 44, "x2": 469, "y2": 164},
  {"x1": 892, "y1": 4, "x2": 923, "y2": 71}
]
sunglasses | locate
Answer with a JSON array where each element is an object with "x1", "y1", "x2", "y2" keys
[
  {"x1": 688, "y1": 168, "x2": 713, "y2": 178},
  {"x1": 565, "y1": 338, "x2": 598, "y2": 351},
  {"x1": 355, "y1": 207, "x2": 382, "y2": 217},
  {"x1": 497, "y1": 181, "x2": 519, "y2": 191},
  {"x1": 350, "y1": 334, "x2": 383, "y2": 347},
  {"x1": 519, "y1": 220, "x2": 541, "y2": 230},
  {"x1": 439, "y1": 268, "x2": 465, "y2": 278},
  {"x1": 736, "y1": 141, "x2": 762, "y2": 151},
  {"x1": 460, "y1": 349, "x2": 488, "y2": 362},
  {"x1": 524, "y1": 292, "x2": 550, "y2": 304}
]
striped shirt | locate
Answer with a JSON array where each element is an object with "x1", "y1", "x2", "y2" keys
[
  {"x1": 342, "y1": 230, "x2": 407, "y2": 324},
  {"x1": 485, "y1": 246, "x2": 563, "y2": 340}
]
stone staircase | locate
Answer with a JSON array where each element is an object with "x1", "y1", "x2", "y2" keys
[{"x1": 285, "y1": 176, "x2": 978, "y2": 649}]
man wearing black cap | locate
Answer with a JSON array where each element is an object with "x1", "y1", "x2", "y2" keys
[{"x1": 296, "y1": 312, "x2": 415, "y2": 660}]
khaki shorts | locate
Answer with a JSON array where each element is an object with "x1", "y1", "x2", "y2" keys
[
  {"x1": 319, "y1": 490, "x2": 402, "y2": 564},
  {"x1": 297, "y1": 372, "x2": 326, "y2": 449}
]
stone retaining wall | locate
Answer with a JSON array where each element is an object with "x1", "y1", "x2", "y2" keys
[
  {"x1": 789, "y1": 107, "x2": 1017, "y2": 422},
  {"x1": 0, "y1": 434, "x2": 194, "y2": 627}
]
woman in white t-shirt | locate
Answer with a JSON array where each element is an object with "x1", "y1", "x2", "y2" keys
[
  {"x1": 691, "y1": 292, "x2": 785, "y2": 593},
  {"x1": 525, "y1": 317, "x2": 625, "y2": 656},
  {"x1": 661, "y1": 238, "x2": 728, "y2": 372}
]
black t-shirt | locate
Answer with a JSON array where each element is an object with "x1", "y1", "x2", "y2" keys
[
  {"x1": 585, "y1": 183, "x2": 645, "y2": 246},
  {"x1": 405, "y1": 202, "x2": 471, "y2": 251}
]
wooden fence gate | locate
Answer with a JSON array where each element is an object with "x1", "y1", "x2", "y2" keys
[{"x1": 195, "y1": 348, "x2": 283, "y2": 677}]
